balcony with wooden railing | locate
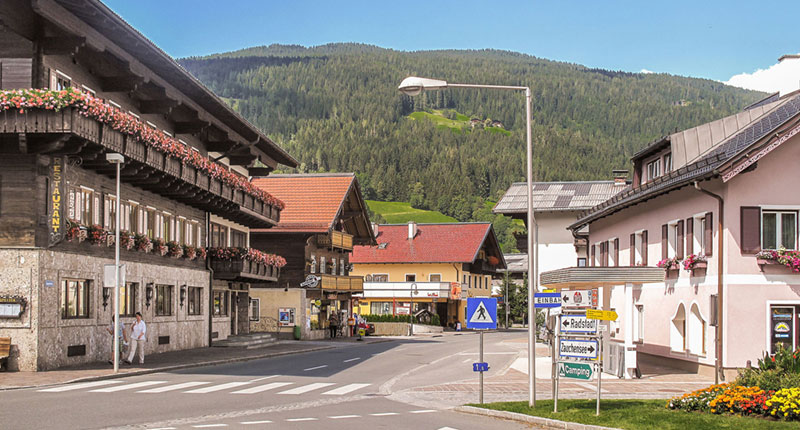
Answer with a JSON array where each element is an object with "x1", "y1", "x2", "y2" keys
[
  {"x1": 209, "y1": 258, "x2": 279, "y2": 283},
  {"x1": 318, "y1": 274, "x2": 364, "y2": 292},
  {"x1": 0, "y1": 107, "x2": 280, "y2": 228},
  {"x1": 315, "y1": 230, "x2": 354, "y2": 251}
]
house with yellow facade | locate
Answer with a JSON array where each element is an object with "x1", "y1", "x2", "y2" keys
[{"x1": 350, "y1": 222, "x2": 505, "y2": 326}]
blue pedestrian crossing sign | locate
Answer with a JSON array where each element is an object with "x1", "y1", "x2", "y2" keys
[{"x1": 466, "y1": 297, "x2": 497, "y2": 330}]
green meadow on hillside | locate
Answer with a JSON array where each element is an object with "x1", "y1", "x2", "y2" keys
[
  {"x1": 407, "y1": 109, "x2": 511, "y2": 135},
  {"x1": 366, "y1": 200, "x2": 457, "y2": 224}
]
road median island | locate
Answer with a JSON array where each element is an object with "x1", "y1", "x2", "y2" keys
[{"x1": 459, "y1": 400, "x2": 799, "y2": 430}]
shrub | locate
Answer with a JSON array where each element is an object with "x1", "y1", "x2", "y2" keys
[
  {"x1": 767, "y1": 388, "x2": 800, "y2": 420},
  {"x1": 667, "y1": 384, "x2": 730, "y2": 412},
  {"x1": 736, "y1": 344, "x2": 800, "y2": 391},
  {"x1": 708, "y1": 385, "x2": 772, "y2": 416}
]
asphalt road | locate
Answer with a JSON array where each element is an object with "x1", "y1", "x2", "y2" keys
[{"x1": 0, "y1": 330, "x2": 537, "y2": 430}]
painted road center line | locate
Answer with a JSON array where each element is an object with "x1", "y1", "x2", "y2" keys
[
  {"x1": 138, "y1": 381, "x2": 209, "y2": 393},
  {"x1": 240, "y1": 420, "x2": 273, "y2": 425},
  {"x1": 184, "y1": 382, "x2": 250, "y2": 393},
  {"x1": 278, "y1": 382, "x2": 335, "y2": 395},
  {"x1": 303, "y1": 365, "x2": 328, "y2": 371},
  {"x1": 321, "y1": 383, "x2": 371, "y2": 395},
  {"x1": 343, "y1": 357, "x2": 360, "y2": 363},
  {"x1": 370, "y1": 412, "x2": 399, "y2": 416},
  {"x1": 90, "y1": 381, "x2": 167, "y2": 392},
  {"x1": 192, "y1": 425, "x2": 227, "y2": 428},
  {"x1": 329, "y1": 415, "x2": 361, "y2": 419},
  {"x1": 410, "y1": 409, "x2": 437, "y2": 414},
  {"x1": 39, "y1": 380, "x2": 123, "y2": 392},
  {"x1": 232, "y1": 382, "x2": 293, "y2": 394},
  {"x1": 286, "y1": 418, "x2": 317, "y2": 422}
]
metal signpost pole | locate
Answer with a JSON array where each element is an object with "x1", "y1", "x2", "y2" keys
[
  {"x1": 479, "y1": 330, "x2": 484, "y2": 404},
  {"x1": 597, "y1": 332, "x2": 602, "y2": 416},
  {"x1": 106, "y1": 153, "x2": 123, "y2": 374},
  {"x1": 554, "y1": 330, "x2": 559, "y2": 413}
]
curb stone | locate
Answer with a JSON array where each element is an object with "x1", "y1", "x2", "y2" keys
[{"x1": 454, "y1": 405, "x2": 622, "y2": 430}]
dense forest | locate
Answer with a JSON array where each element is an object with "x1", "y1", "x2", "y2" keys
[{"x1": 180, "y1": 44, "x2": 764, "y2": 251}]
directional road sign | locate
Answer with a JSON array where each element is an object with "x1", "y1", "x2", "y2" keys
[
  {"x1": 473, "y1": 362, "x2": 489, "y2": 372},
  {"x1": 558, "y1": 361, "x2": 594, "y2": 380},
  {"x1": 559, "y1": 314, "x2": 598, "y2": 334},
  {"x1": 586, "y1": 309, "x2": 618, "y2": 321},
  {"x1": 466, "y1": 297, "x2": 497, "y2": 330},
  {"x1": 559, "y1": 338, "x2": 599, "y2": 360},
  {"x1": 534, "y1": 292, "x2": 561, "y2": 308},
  {"x1": 561, "y1": 290, "x2": 593, "y2": 308}
]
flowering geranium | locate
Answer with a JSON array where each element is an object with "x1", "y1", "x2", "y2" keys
[
  {"x1": 657, "y1": 256, "x2": 681, "y2": 270},
  {"x1": 166, "y1": 241, "x2": 183, "y2": 258},
  {"x1": 757, "y1": 248, "x2": 800, "y2": 272},
  {"x1": 207, "y1": 247, "x2": 286, "y2": 268},
  {"x1": 183, "y1": 245, "x2": 197, "y2": 261},
  {"x1": 86, "y1": 224, "x2": 108, "y2": 246},
  {"x1": 682, "y1": 254, "x2": 707, "y2": 271},
  {"x1": 197, "y1": 247, "x2": 207, "y2": 260},
  {"x1": 152, "y1": 238, "x2": 167, "y2": 256},
  {"x1": 133, "y1": 233, "x2": 152, "y2": 253},
  {"x1": 119, "y1": 231, "x2": 134, "y2": 251},
  {"x1": 65, "y1": 219, "x2": 82, "y2": 242},
  {"x1": 0, "y1": 88, "x2": 285, "y2": 211}
]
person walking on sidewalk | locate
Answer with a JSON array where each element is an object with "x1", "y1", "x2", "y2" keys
[
  {"x1": 328, "y1": 311, "x2": 339, "y2": 339},
  {"x1": 124, "y1": 312, "x2": 146, "y2": 365},
  {"x1": 106, "y1": 315, "x2": 128, "y2": 365}
]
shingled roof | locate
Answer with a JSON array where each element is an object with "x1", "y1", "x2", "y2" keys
[
  {"x1": 570, "y1": 93, "x2": 800, "y2": 230},
  {"x1": 493, "y1": 181, "x2": 626, "y2": 214}
]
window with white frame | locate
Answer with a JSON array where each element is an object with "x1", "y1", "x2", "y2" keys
[
  {"x1": 693, "y1": 215, "x2": 707, "y2": 255},
  {"x1": 634, "y1": 304, "x2": 644, "y2": 342},
  {"x1": 250, "y1": 298, "x2": 260, "y2": 321},
  {"x1": 668, "y1": 222, "x2": 678, "y2": 258},
  {"x1": 670, "y1": 303, "x2": 687, "y2": 352},
  {"x1": 429, "y1": 274, "x2": 442, "y2": 282},
  {"x1": 663, "y1": 153, "x2": 672, "y2": 173},
  {"x1": 646, "y1": 159, "x2": 661, "y2": 182},
  {"x1": 762, "y1": 210, "x2": 797, "y2": 250},
  {"x1": 609, "y1": 239, "x2": 617, "y2": 267},
  {"x1": 688, "y1": 303, "x2": 706, "y2": 355},
  {"x1": 634, "y1": 231, "x2": 645, "y2": 265}
]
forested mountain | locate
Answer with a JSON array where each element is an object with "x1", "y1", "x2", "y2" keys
[{"x1": 179, "y1": 43, "x2": 764, "y2": 251}]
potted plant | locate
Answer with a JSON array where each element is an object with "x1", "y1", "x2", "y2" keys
[
  {"x1": 152, "y1": 238, "x2": 167, "y2": 256},
  {"x1": 65, "y1": 219, "x2": 82, "y2": 242},
  {"x1": 166, "y1": 240, "x2": 183, "y2": 258},
  {"x1": 119, "y1": 230, "x2": 134, "y2": 251},
  {"x1": 683, "y1": 254, "x2": 707, "y2": 274},
  {"x1": 183, "y1": 244, "x2": 197, "y2": 261},
  {"x1": 87, "y1": 224, "x2": 108, "y2": 246},
  {"x1": 657, "y1": 256, "x2": 682, "y2": 279},
  {"x1": 134, "y1": 233, "x2": 152, "y2": 253},
  {"x1": 756, "y1": 248, "x2": 800, "y2": 272}
]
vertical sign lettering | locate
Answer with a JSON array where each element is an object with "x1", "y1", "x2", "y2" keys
[{"x1": 49, "y1": 157, "x2": 64, "y2": 246}]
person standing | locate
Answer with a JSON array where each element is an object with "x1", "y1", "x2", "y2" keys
[
  {"x1": 106, "y1": 315, "x2": 128, "y2": 365},
  {"x1": 124, "y1": 312, "x2": 146, "y2": 365},
  {"x1": 328, "y1": 311, "x2": 339, "y2": 339}
]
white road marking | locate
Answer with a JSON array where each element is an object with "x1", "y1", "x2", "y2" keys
[
  {"x1": 184, "y1": 382, "x2": 250, "y2": 393},
  {"x1": 321, "y1": 383, "x2": 371, "y2": 395},
  {"x1": 232, "y1": 382, "x2": 293, "y2": 394},
  {"x1": 39, "y1": 380, "x2": 122, "y2": 392},
  {"x1": 90, "y1": 381, "x2": 167, "y2": 392},
  {"x1": 461, "y1": 358, "x2": 471, "y2": 363},
  {"x1": 240, "y1": 420, "x2": 273, "y2": 425},
  {"x1": 410, "y1": 409, "x2": 437, "y2": 413},
  {"x1": 278, "y1": 382, "x2": 335, "y2": 395},
  {"x1": 138, "y1": 381, "x2": 209, "y2": 393},
  {"x1": 329, "y1": 415, "x2": 361, "y2": 419},
  {"x1": 286, "y1": 418, "x2": 317, "y2": 422},
  {"x1": 192, "y1": 425, "x2": 227, "y2": 428},
  {"x1": 438, "y1": 427, "x2": 459, "y2": 430},
  {"x1": 576, "y1": 382, "x2": 609, "y2": 393},
  {"x1": 456, "y1": 352, "x2": 516, "y2": 355},
  {"x1": 149, "y1": 428, "x2": 176, "y2": 430},
  {"x1": 303, "y1": 365, "x2": 328, "y2": 371},
  {"x1": 249, "y1": 375, "x2": 278, "y2": 383},
  {"x1": 343, "y1": 357, "x2": 361, "y2": 363},
  {"x1": 370, "y1": 412, "x2": 399, "y2": 416}
]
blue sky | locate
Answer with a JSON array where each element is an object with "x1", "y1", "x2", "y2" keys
[{"x1": 104, "y1": 0, "x2": 799, "y2": 83}]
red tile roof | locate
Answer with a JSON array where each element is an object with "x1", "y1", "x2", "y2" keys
[
  {"x1": 251, "y1": 174, "x2": 355, "y2": 233},
  {"x1": 351, "y1": 223, "x2": 493, "y2": 264}
]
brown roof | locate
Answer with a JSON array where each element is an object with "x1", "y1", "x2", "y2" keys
[{"x1": 251, "y1": 173, "x2": 374, "y2": 242}]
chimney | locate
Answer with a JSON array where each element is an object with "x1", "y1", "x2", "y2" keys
[
  {"x1": 612, "y1": 169, "x2": 629, "y2": 186},
  {"x1": 778, "y1": 54, "x2": 800, "y2": 96},
  {"x1": 371, "y1": 222, "x2": 379, "y2": 237},
  {"x1": 407, "y1": 221, "x2": 418, "y2": 240}
]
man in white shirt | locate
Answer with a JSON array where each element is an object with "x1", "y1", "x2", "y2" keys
[{"x1": 124, "y1": 312, "x2": 146, "y2": 364}]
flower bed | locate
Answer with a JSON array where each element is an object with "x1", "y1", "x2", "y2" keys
[
  {"x1": 756, "y1": 249, "x2": 800, "y2": 272},
  {"x1": 0, "y1": 88, "x2": 284, "y2": 210}
]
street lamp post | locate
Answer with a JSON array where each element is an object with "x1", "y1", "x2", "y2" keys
[
  {"x1": 398, "y1": 77, "x2": 538, "y2": 406},
  {"x1": 410, "y1": 282, "x2": 418, "y2": 336},
  {"x1": 106, "y1": 153, "x2": 124, "y2": 373}
]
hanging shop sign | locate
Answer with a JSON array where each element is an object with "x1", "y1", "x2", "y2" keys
[{"x1": 49, "y1": 156, "x2": 65, "y2": 246}]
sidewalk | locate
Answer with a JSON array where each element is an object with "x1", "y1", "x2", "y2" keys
[{"x1": 0, "y1": 337, "x2": 392, "y2": 391}]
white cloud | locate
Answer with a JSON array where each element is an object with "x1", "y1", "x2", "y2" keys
[
  {"x1": 726, "y1": 55, "x2": 800, "y2": 95},
  {"x1": 640, "y1": 69, "x2": 654, "y2": 74}
]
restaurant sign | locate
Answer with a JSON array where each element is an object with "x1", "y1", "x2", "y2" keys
[{"x1": 49, "y1": 156, "x2": 65, "y2": 246}]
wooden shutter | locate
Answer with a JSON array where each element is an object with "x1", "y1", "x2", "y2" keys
[
  {"x1": 603, "y1": 241, "x2": 609, "y2": 267},
  {"x1": 642, "y1": 230, "x2": 648, "y2": 265},
  {"x1": 686, "y1": 217, "x2": 694, "y2": 255},
  {"x1": 630, "y1": 233, "x2": 636, "y2": 266},
  {"x1": 677, "y1": 220, "x2": 684, "y2": 259},
  {"x1": 740, "y1": 207, "x2": 761, "y2": 254},
  {"x1": 591, "y1": 244, "x2": 596, "y2": 267},
  {"x1": 614, "y1": 238, "x2": 620, "y2": 266},
  {"x1": 705, "y1": 212, "x2": 714, "y2": 257},
  {"x1": 661, "y1": 224, "x2": 668, "y2": 260}
]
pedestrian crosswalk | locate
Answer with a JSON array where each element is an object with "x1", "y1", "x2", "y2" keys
[{"x1": 38, "y1": 378, "x2": 372, "y2": 397}]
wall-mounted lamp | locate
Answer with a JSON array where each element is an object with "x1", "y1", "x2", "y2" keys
[
  {"x1": 145, "y1": 283, "x2": 154, "y2": 308},
  {"x1": 102, "y1": 287, "x2": 111, "y2": 310},
  {"x1": 180, "y1": 285, "x2": 187, "y2": 307}
]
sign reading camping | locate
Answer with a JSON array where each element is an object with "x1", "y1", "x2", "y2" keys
[
  {"x1": 559, "y1": 338, "x2": 599, "y2": 360},
  {"x1": 558, "y1": 361, "x2": 594, "y2": 380}
]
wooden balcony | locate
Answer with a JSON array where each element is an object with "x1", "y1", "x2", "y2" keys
[
  {"x1": 210, "y1": 258, "x2": 279, "y2": 283},
  {"x1": 316, "y1": 231, "x2": 354, "y2": 251},
  {"x1": 0, "y1": 108, "x2": 280, "y2": 227},
  {"x1": 318, "y1": 274, "x2": 364, "y2": 292}
]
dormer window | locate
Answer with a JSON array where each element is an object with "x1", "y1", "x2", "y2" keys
[
  {"x1": 663, "y1": 153, "x2": 672, "y2": 173},
  {"x1": 646, "y1": 159, "x2": 661, "y2": 182}
]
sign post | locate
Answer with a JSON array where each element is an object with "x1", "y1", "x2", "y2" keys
[
  {"x1": 467, "y1": 297, "x2": 497, "y2": 404},
  {"x1": 555, "y1": 308, "x2": 605, "y2": 415}
]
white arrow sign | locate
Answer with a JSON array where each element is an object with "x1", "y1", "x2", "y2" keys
[
  {"x1": 560, "y1": 290, "x2": 593, "y2": 308},
  {"x1": 469, "y1": 301, "x2": 494, "y2": 324},
  {"x1": 559, "y1": 338, "x2": 599, "y2": 360},
  {"x1": 559, "y1": 314, "x2": 598, "y2": 334}
]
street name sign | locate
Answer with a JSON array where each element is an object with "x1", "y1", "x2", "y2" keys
[
  {"x1": 534, "y1": 292, "x2": 561, "y2": 308},
  {"x1": 466, "y1": 297, "x2": 497, "y2": 330},
  {"x1": 561, "y1": 290, "x2": 593, "y2": 308},
  {"x1": 558, "y1": 361, "x2": 594, "y2": 380},
  {"x1": 586, "y1": 309, "x2": 618, "y2": 321},
  {"x1": 559, "y1": 338, "x2": 599, "y2": 360},
  {"x1": 559, "y1": 314, "x2": 598, "y2": 334},
  {"x1": 473, "y1": 362, "x2": 489, "y2": 372}
]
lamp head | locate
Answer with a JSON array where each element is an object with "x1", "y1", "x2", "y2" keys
[
  {"x1": 397, "y1": 76, "x2": 448, "y2": 96},
  {"x1": 106, "y1": 153, "x2": 124, "y2": 164}
]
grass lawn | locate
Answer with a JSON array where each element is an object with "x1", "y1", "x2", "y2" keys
[
  {"x1": 471, "y1": 400, "x2": 797, "y2": 430},
  {"x1": 366, "y1": 200, "x2": 456, "y2": 224},
  {"x1": 408, "y1": 110, "x2": 509, "y2": 135}
]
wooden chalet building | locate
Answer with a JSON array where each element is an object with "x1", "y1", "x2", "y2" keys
[
  {"x1": 0, "y1": 0, "x2": 296, "y2": 371},
  {"x1": 249, "y1": 174, "x2": 374, "y2": 339}
]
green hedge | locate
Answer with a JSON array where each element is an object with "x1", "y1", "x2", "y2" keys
[{"x1": 362, "y1": 314, "x2": 441, "y2": 326}]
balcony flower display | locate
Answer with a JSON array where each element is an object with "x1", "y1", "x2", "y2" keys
[
  {"x1": 119, "y1": 231, "x2": 134, "y2": 251},
  {"x1": 134, "y1": 233, "x2": 152, "y2": 253},
  {"x1": 87, "y1": 224, "x2": 108, "y2": 246},
  {"x1": 152, "y1": 238, "x2": 168, "y2": 256},
  {"x1": 656, "y1": 256, "x2": 681, "y2": 271},
  {"x1": 183, "y1": 245, "x2": 197, "y2": 261},
  {"x1": 756, "y1": 248, "x2": 800, "y2": 272},
  {"x1": 682, "y1": 254, "x2": 707, "y2": 272},
  {"x1": 0, "y1": 88, "x2": 285, "y2": 211},
  {"x1": 166, "y1": 241, "x2": 183, "y2": 258},
  {"x1": 207, "y1": 247, "x2": 287, "y2": 268},
  {"x1": 65, "y1": 220, "x2": 83, "y2": 242}
]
